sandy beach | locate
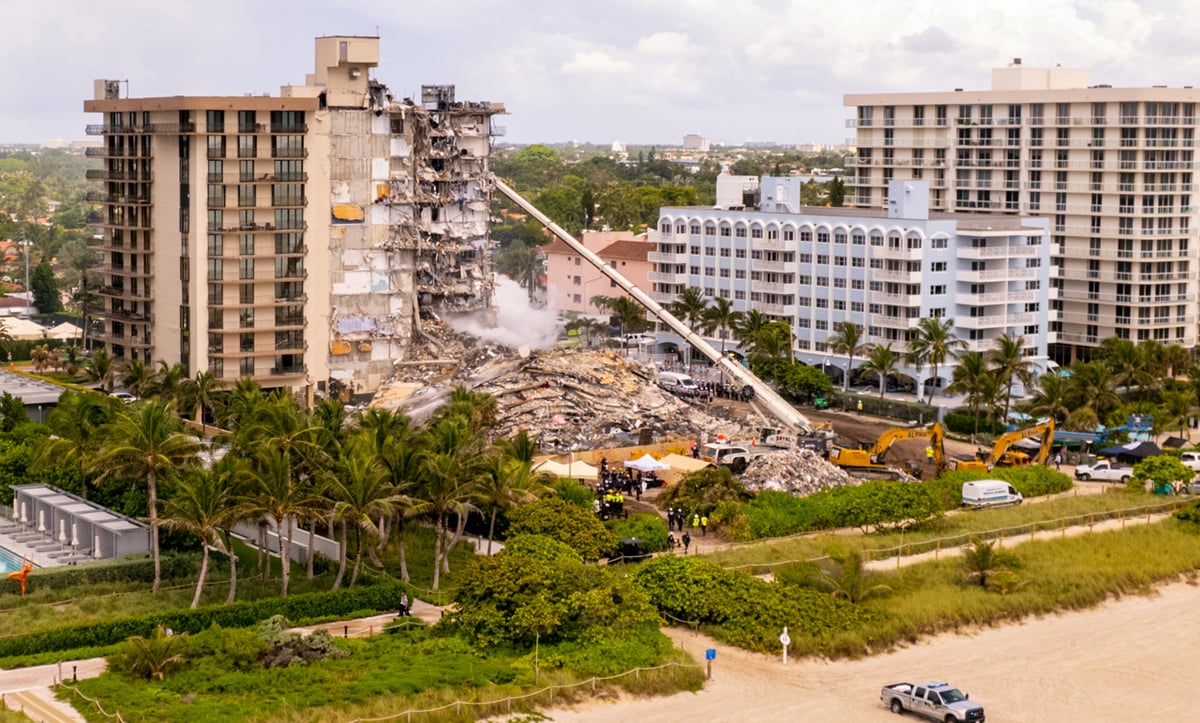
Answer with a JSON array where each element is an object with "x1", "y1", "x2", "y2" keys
[{"x1": 545, "y1": 579, "x2": 1200, "y2": 722}]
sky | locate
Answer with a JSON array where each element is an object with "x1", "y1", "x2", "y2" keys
[{"x1": 2, "y1": 0, "x2": 1197, "y2": 147}]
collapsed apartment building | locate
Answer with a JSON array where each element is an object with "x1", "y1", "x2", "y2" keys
[{"x1": 84, "y1": 35, "x2": 504, "y2": 398}]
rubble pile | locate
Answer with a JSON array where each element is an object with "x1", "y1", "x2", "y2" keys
[
  {"x1": 372, "y1": 319, "x2": 749, "y2": 449},
  {"x1": 470, "y1": 348, "x2": 745, "y2": 449},
  {"x1": 739, "y1": 449, "x2": 855, "y2": 496}
]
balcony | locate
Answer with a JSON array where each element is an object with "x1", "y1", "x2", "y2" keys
[
  {"x1": 750, "y1": 280, "x2": 794, "y2": 294},
  {"x1": 269, "y1": 365, "x2": 308, "y2": 376},
  {"x1": 647, "y1": 270, "x2": 687, "y2": 283},
  {"x1": 648, "y1": 290, "x2": 677, "y2": 304},
  {"x1": 86, "y1": 192, "x2": 151, "y2": 205},
  {"x1": 753, "y1": 259, "x2": 792, "y2": 272},
  {"x1": 647, "y1": 250, "x2": 687, "y2": 263},
  {"x1": 271, "y1": 148, "x2": 309, "y2": 159},
  {"x1": 875, "y1": 292, "x2": 921, "y2": 305},
  {"x1": 955, "y1": 314, "x2": 1007, "y2": 329},
  {"x1": 270, "y1": 124, "x2": 308, "y2": 133},
  {"x1": 869, "y1": 314, "x2": 920, "y2": 329},
  {"x1": 957, "y1": 245, "x2": 1039, "y2": 259},
  {"x1": 758, "y1": 302, "x2": 796, "y2": 315},
  {"x1": 875, "y1": 246, "x2": 922, "y2": 260},
  {"x1": 751, "y1": 238, "x2": 790, "y2": 251},
  {"x1": 873, "y1": 269, "x2": 921, "y2": 282}
]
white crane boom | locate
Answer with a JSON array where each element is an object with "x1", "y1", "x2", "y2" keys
[{"x1": 493, "y1": 178, "x2": 812, "y2": 434}]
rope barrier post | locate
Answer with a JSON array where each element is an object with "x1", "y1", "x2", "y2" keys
[
  {"x1": 1030, "y1": 522, "x2": 1036, "y2": 542},
  {"x1": 935, "y1": 539, "x2": 940, "y2": 559}
]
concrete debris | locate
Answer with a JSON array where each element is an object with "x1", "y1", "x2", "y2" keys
[{"x1": 739, "y1": 448, "x2": 856, "y2": 495}]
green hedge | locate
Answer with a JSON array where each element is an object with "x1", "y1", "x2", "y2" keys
[
  {"x1": 630, "y1": 555, "x2": 879, "y2": 655},
  {"x1": 0, "y1": 581, "x2": 402, "y2": 658},
  {"x1": 0, "y1": 554, "x2": 195, "y2": 597},
  {"x1": 942, "y1": 412, "x2": 1006, "y2": 437},
  {"x1": 743, "y1": 482, "x2": 940, "y2": 538}
]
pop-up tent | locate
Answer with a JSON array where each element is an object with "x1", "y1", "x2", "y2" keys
[
  {"x1": 532, "y1": 458, "x2": 598, "y2": 481},
  {"x1": 1098, "y1": 440, "x2": 1163, "y2": 460},
  {"x1": 624, "y1": 453, "x2": 670, "y2": 472}
]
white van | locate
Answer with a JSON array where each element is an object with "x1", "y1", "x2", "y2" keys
[
  {"x1": 657, "y1": 371, "x2": 699, "y2": 397},
  {"x1": 962, "y1": 480, "x2": 1023, "y2": 508}
]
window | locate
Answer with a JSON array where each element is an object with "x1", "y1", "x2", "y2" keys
[
  {"x1": 206, "y1": 110, "x2": 225, "y2": 133},
  {"x1": 239, "y1": 258, "x2": 254, "y2": 280},
  {"x1": 237, "y1": 135, "x2": 257, "y2": 158},
  {"x1": 735, "y1": 249, "x2": 746, "y2": 259},
  {"x1": 783, "y1": 229, "x2": 795, "y2": 241},
  {"x1": 240, "y1": 309, "x2": 254, "y2": 329},
  {"x1": 931, "y1": 237, "x2": 948, "y2": 249},
  {"x1": 734, "y1": 269, "x2": 746, "y2": 279},
  {"x1": 931, "y1": 262, "x2": 946, "y2": 272},
  {"x1": 207, "y1": 259, "x2": 223, "y2": 281},
  {"x1": 930, "y1": 285, "x2": 946, "y2": 295}
]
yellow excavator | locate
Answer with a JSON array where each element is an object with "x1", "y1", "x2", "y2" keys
[
  {"x1": 951, "y1": 419, "x2": 1055, "y2": 472},
  {"x1": 829, "y1": 423, "x2": 947, "y2": 476}
]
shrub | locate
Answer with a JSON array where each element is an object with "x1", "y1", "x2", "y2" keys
[
  {"x1": 656, "y1": 467, "x2": 751, "y2": 518},
  {"x1": 0, "y1": 581, "x2": 403, "y2": 658},
  {"x1": 741, "y1": 482, "x2": 939, "y2": 539},
  {"x1": 441, "y1": 534, "x2": 659, "y2": 648},
  {"x1": 630, "y1": 555, "x2": 880, "y2": 656},
  {"x1": 0, "y1": 553, "x2": 195, "y2": 597},
  {"x1": 605, "y1": 514, "x2": 669, "y2": 552},
  {"x1": 942, "y1": 412, "x2": 1005, "y2": 437},
  {"x1": 508, "y1": 498, "x2": 616, "y2": 561}
]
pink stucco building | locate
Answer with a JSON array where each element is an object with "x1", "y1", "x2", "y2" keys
[{"x1": 544, "y1": 230, "x2": 654, "y2": 316}]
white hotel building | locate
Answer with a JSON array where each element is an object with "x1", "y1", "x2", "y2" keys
[{"x1": 649, "y1": 176, "x2": 1052, "y2": 394}]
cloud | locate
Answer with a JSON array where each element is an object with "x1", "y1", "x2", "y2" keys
[
  {"x1": 560, "y1": 51, "x2": 636, "y2": 76},
  {"x1": 899, "y1": 27, "x2": 959, "y2": 54}
]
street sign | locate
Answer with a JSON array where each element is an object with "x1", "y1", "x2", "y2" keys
[
  {"x1": 780, "y1": 626, "x2": 790, "y2": 665},
  {"x1": 705, "y1": 648, "x2": 716, "y2": 661}
]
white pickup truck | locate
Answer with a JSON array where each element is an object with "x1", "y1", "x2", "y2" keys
[
  {"x1": 1073, "y1": 460, "x2": 1133, "y2": 483},
  {"x1": 881, "y1": 681, "x2": 985, "y2": 721}
]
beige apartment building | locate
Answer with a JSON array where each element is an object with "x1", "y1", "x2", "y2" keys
[
  {"x1": 845, "y1": 63, "x2": 1200, "y2": 363},
  {"x1": 83, "y1": 36, "x2": 504, "y2": 397}
]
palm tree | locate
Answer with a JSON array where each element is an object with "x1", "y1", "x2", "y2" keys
[
  {"x1": 180, "y1": 370, "x2": 221, "y2": 434},
  {"x1": 1098, "y1": 338, "x2": 1158, "y2": 400},
  {"x1": 120, "y1": 359, "x2": 155, "y2": 398},
  {"x1": 743, "y1": 320, "x2": 792, "y2": 365},
  {"x1": 493, "y1": 240, "x2": 544, "y2": 302},
  {"x1": 814, "y1": 550, "x2": 891, "y2": 604},
  {"x1": 591, "y1": 295, "x2": 649, "y2": 352},
  {"x1": 947, "y1": 352, "x2": 992, "y2": 442},
  {"x1": 36, "y1": 391, "x2": 117, "y2": 500},
  {"x1": 328, "y1": 439, "x2": 393, "y2": 589},
  {"x1": 242, "y1": 445, "x2": 320, "y2": 598},
  {"x1": 732, "y1": 308, "x2": 771, "y2": 347},
  {"x1": 702, "y1": 296, "x2": 743, "y2": 356},
  {"x1": 375, "y1": 425, "x2": 425, "y2": 584},
  {"x1": 95, "y1": 400, "x2": 200, "y2": 593},
  {"x1": 669, "y1": 287, "x2": 709, "y2": 371},
  {"x1": 1025, "y1": 372, "x2": 1071, "y2": 424},
  {"x1": 83, "y1": 348, "x2": 119, "y2": 393},
  {"x1": 477, "y1": 450, "x2": 551, "y2": 555},
  {"x1": 859, "y1": 343, "x2": 901, "y2": 399},
  {"x1": 161, "y1": 464, "x2": 236, "y2": 608},
  {"x1": 906, "y1": 317, "x2": 965, "y2": 403},
  {"x1": 986, "y1": 333, "x2": 1034, "y2": 422},
  {"x1": 1161, "y1": 388, "x2": 1193, "y2": 440},
  {"x1": 1162, "y1": 344, "x2": 1191, "y2": 379},
  {"x1": 827, "y1": 322, "x2": 870, "y2": 393},
  {"x1": 961, "y1": 538, "x2": 1019, "y2": 590},
  {"x1": 1065, "y1": 361, "x2": 1120, "y2": 418},
  {"x1": 419, "y1": 414, "x2": 486, "y2": 590}
]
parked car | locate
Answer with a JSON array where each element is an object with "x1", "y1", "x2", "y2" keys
[
  {"x1": 110, "y1": 391, "x2": 138, "y2": 404},
  {"x1": 1178, "y1": 451, "x2": 1200, "y2": 473},
  {"x1": 962, "y1": 480, "x2": 1023, "y2": 508},
  {"x1": 1073, "y1": 460, "x2": 1133, "y2": 483}
]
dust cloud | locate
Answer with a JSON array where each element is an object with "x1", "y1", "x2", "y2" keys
[{"x1": 445, "y1": 276, "x2": 560, "y2": 349}]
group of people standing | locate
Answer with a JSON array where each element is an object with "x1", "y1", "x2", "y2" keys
[{"x1": 666, "y1": 507, "x2": 708, "y2": 536}]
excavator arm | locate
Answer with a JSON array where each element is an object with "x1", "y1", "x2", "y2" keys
[{"x1": 986, "y1": 419, "x2": 1056, "y2": 467}]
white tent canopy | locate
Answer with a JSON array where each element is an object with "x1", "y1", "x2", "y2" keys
[
  {"x1": 533, "y1": 458, "x2": 599, "y2": 481},
  {"x1": 624, "y1": 453, "x2": 670, "y2": 472},
  {"x1": 1, "y1": 317, "x2": 50, "y2": 341},
  {"x1": 45, "y1": 322, "x2": 82, "y2": 341}
]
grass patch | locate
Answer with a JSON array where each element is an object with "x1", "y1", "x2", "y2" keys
[
  {"x1": 704, "y1": 491, "x2": 1183, "y2": 572},
  {"x1": 65, "y1": 624, "x2": 701, "y2": 723},
  {"x1": 769, "y1": 518, "x2": 1200, "y2": 659}
]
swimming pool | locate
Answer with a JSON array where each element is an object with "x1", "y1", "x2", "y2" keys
[{"x1": 0, "y1": 545, "x2": 27, "y2": 574}]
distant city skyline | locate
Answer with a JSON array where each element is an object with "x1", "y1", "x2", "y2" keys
[{"x1": 3, "y1": 0, "x2": 1197, "y2": 146}]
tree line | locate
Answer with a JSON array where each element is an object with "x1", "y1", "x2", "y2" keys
[{"x1": 6, "y1": 363, "x2": 566, "y2": 610}]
